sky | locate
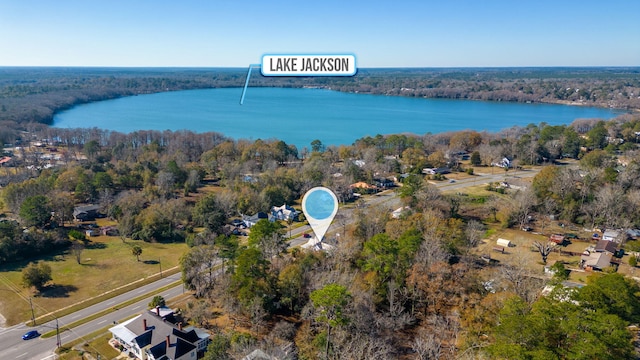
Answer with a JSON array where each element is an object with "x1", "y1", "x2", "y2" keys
[{"x1": 0, "y1": 0, "x2": 638, "y2": 67}]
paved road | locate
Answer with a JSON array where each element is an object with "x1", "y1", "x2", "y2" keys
[
  {"x1": 0, "y1": 272, "x2": 184, "y2": 360},
  {"x1": 0, "y1": 169, "x2": 528, "y2": 359}
]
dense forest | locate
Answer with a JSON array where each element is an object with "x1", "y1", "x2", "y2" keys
[
  {"x1": 3, "y1": 109, "x2": 640, "y2": 358},
  {"x1": 0, "y1": 67, "x2": 639, "y2": 135}
]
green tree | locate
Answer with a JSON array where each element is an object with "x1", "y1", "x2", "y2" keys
[
  {"x1": 166, "y1": 160, "x2": 187, "y2": 187},
  {"x1": 68, "y1": 229, "x2": 85, "y2": 241},
  {"x1": 470, "y1": 151, "x2": 482, "y2": 166},
  {"x1": 19, "y1": 195, "x2": 51, "y2": 227},
  {"x1": 231, "y1": 247, "x2": 273, "y2": 309},
  {"x1": 577, "y1": 273, "x2": 640, "y2": 323},
  {"x1": 132, "y1": 245, "x2": 142, "y2": 262},
  {"x1": 397, "y1": 174, "x2": 423, "y2": 206},
  {"x1": 192, "y1": 194, "x2": 226, "y2": 234},
  {"x1": 311, "y1": 139, "x2": 324, "y2": 153},
  {"x1": 22, "y1": 262, "x2": 52, "y2": 291},
  {"x1": 149, "y1": 295, "x2": 166, "y2": 308},
  {"x1": 203, "y1": 333, "x2": 231, "y2": 360},
  {"x1": 215, "y1": 235, "x2": 239, "y2": 272},
  {"x1": 83, "y1": 140, "x2": 100, "y2": 160},
  {"x1": 247, "y1": 219, "x2": 286, "y2": 259},
  {"x1": 361, "y1": 233, "x2": 397, "y2": 299},
  {"x1": 563, "y1": 126, "x2": 582, "y2": 158},
  {"x1": 532, "y1": 165, "x2": 560, "y2": 200},
  {"x1": 488, "y1": 280, "x2": 637, "y2": 359},
  {"x1": 93, "y1": 171, "x2": 113, "y2": 191},
  {"x1": 586, "y1": 121, "x2": 608, "y2": 150},
  {"x1": 310, "y1": 283, "x2": 351, "y2": 359}
]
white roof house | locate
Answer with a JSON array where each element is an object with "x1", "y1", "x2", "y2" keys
[{"x1": 270, "y1": 204, "x2": 299, "y2": 221}]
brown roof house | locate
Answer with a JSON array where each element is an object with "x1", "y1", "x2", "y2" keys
[
  {"x1": 109, "y1": 308, "x2": 209, "y2": 360},
  {"x1": 580, "y1": 251, "x2": 613, "y2": 271},
  {"x1": 595, "y1": 239, "x2": 618, "y2": 254}
]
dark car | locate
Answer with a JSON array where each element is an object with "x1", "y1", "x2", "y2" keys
[
  {"x1": 22, "y1": 330, "x2": 40, "y2": 340},
  {"x1": 303, "y1": 233, "x2": 311, "y2": 238}
]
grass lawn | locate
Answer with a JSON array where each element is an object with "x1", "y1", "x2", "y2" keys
[
  {"x1": 0, "y1": 230, "x2": 188, "y2": 326},
  {"x1": 57, "y1": 331, "x2": 121, "y2": 360}
]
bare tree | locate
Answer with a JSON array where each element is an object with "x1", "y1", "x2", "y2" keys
[
  {"x1": 511, "y1": 187, "x2": 537, "y2": 229},
  {"x1": 496, "y1": 252, "x2": 544, "y2": 304},
  {"x1": 156, "y1": 170, "x2": 175, "y2": 199},
  {"x1": 532, "y1": 241, "x2": 556, "y2": 264},
  {"x1": 186, "y1": 299, "x2": 210, "y2": 328},
  {"x1": 465, "y1": 220, "x2": 485, "y2": 248},
  {"x1": 71, "y1": 241, "x2": 84, "y2": 264},
  {"x1": 538, "y1": 197, "x2": 558, "y2": 234},
  {"x1": 412, "y1": 329, "x2": 442, "y2": 360}
]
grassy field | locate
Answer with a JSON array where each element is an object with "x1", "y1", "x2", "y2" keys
[{"x1": 0, "y1": 221, "x2": 189, "y2": 326}]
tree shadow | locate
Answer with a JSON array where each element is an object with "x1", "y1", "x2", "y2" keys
[
  {"x1": 38, "y1": 284, "x2": 78, "y2": 298},
  {"x1": 143, "y1": 260, "x2": 159, "y2": 265}
]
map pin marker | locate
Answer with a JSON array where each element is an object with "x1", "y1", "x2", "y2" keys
[{"x1": 302, "y1": 187, "x2": 338, "y2": 243}]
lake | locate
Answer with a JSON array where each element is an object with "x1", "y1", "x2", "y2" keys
[{"x1": 53, "y1": 87, "x2": 621, "y2": 149}]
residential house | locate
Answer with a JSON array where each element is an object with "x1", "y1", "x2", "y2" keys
[
  {"x1": 100, "y1": 226, "x2": 119, "y2": 236},
  {"x1": 422, "y1": 167, "x2": 450, "y2": 175},
  {"x1": 374, "y1": 178, "x2": 395, "y2": 189},
  {"x1": 0, "y1": 156, "x2": 14, "y2": 166},
  {"x1": 73, "y1": 205, "x2": 101, "y2": 222},
  {"x1": 595, "y1": 239, "x2": 618, "y2": 254},
  {"x1": 270, "y1": 204, "x2": 298, "y2": 221},
  {"x1": 391, "y1": 206, "x2": 411, "y2": 219},
  {"x1": 603, "y1": 229, "x2": 624, "y2": 243},
  {"x1": 491, "y1": 157, "x2": 511, "y2": 168},
  {"x1": 580, "y1": 251, "x2": 613, "y2": 271},
  {"x1": 349, "y1": 182, "x2": 378, "y2": 194},
  {"x1": 626, "y1": 229, "x2": 640, "y2": 239},
  {"x1": 85, "y1": 229, "x2": 99, "y2": 237},
  {"x1": 242, "y1": 212, "x2": 268, "y2": 228},
  {"x1": 109, "y1": 308, "x2": 209, "y2": 360}
]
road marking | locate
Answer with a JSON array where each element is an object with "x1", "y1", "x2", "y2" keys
[
  {"x1": 132, "y1": 305, "x2": 141, "y2": 310},
  {"x1": 97, "y1": 319, "x2": 107, "y2": 324},
  {"x1": 16, "y1": 352, "x2": 28, "y2": 358},
  {"x1": 62, "y1": 334, "x2": 69, "y2": 339},
  {"x1": 71, "y1": 314, "x2": 81, "y2": 319},
  {"x1": 136, "y1": 289, "x2": 145, "y2": 294},
  {"x1": 106, "y1": 300, "x2": 115, "y2": 305}
]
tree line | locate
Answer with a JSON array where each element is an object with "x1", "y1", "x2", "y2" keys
[{"x1": 1, "y1": 67, "x2": 638, "y2": 136}]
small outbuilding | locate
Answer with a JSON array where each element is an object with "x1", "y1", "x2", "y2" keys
[
  {"x1": 496, "y1": 238, "x2": 512, "y2": 247},
  {"x1": 549, "y1": 234, "x2": 566, "y2": 245}
]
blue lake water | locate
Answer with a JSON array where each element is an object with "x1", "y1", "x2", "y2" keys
[{"x1": 53, "y1": 87, "x2": 621, "y2": 149}]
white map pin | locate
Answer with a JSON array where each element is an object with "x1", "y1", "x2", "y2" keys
[{"x1": 302, "y1": 187, "x2": 338, "y2": 242}]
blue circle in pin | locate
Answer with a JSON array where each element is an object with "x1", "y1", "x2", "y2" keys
[{"x1": 304, "y1": 188, "x2": 336, "y2": 220}]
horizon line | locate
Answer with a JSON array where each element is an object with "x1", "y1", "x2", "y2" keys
[{"x1": 1, "y1": 65, "x2": 639, "y2": 70}]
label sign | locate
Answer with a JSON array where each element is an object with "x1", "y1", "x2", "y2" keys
[
  {"x1": 301, "y1": 187, "x2": 338, "y2": 242},
  {"x1": 261, "y1": 54, "x2": 356, "y2": 76}
]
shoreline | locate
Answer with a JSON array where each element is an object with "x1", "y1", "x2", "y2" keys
[{"x1": 51, "y1": 87, "x2": 627, "y2": 150}]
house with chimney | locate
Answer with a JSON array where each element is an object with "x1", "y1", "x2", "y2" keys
[{"x1": 109, "y1": 307, "x2": 209, "y2": 360}]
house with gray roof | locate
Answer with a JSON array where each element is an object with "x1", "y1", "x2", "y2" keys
[{"x1": 109, "y1": 308, "x2": 209, "y2": 360}]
